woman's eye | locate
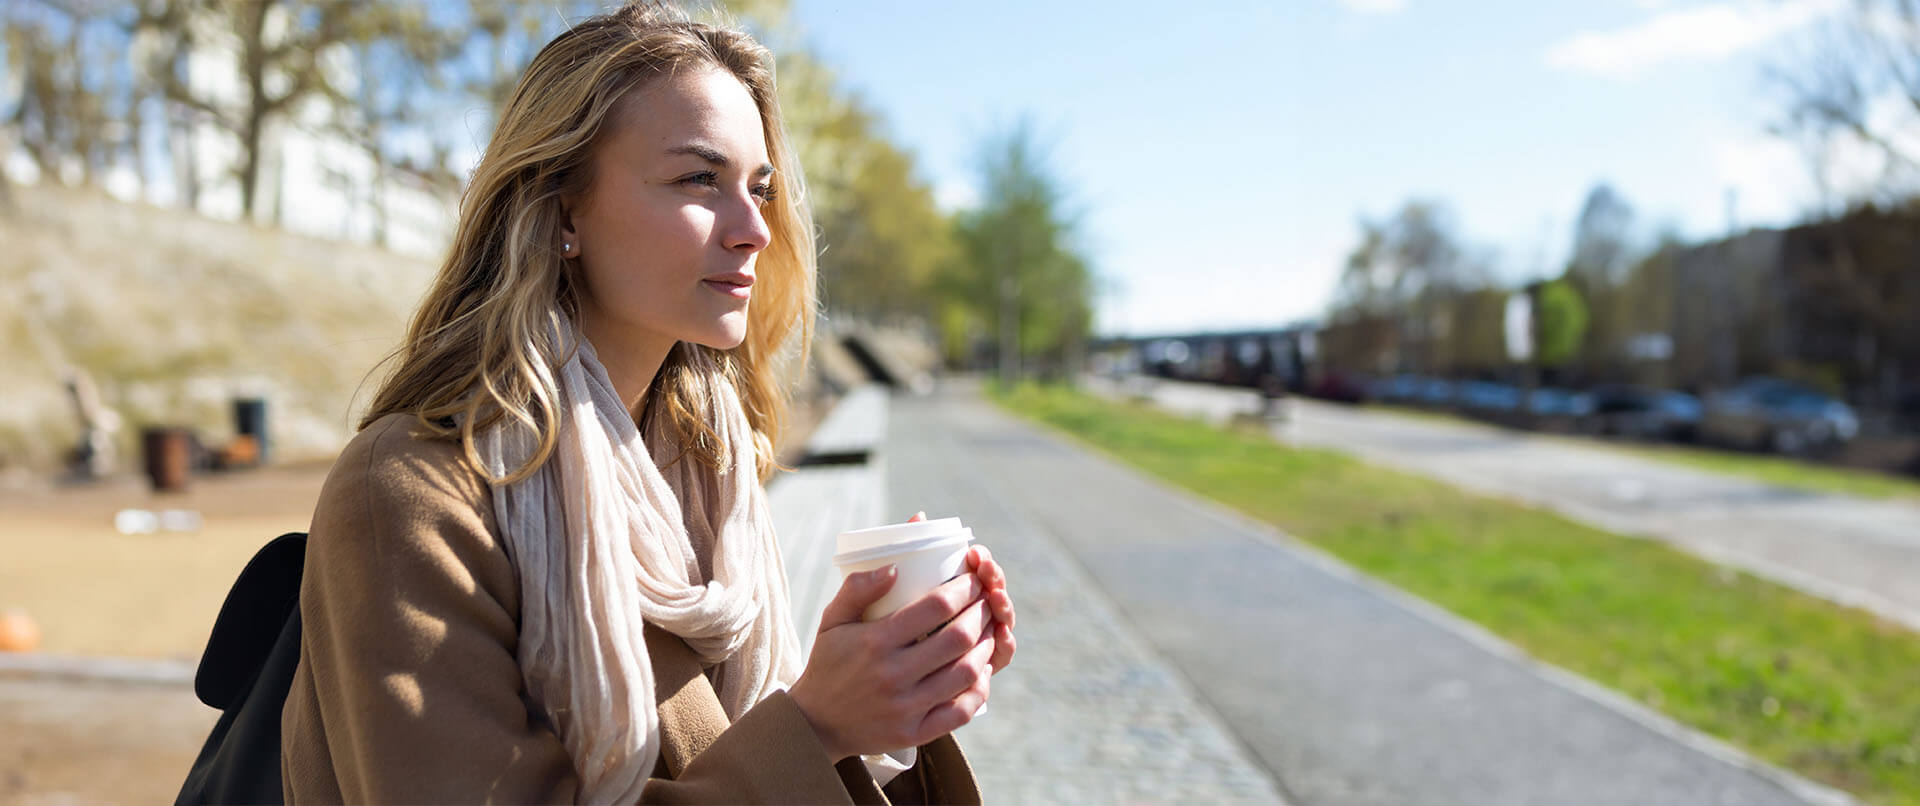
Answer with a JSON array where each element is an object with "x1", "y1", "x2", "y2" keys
[
  {"x1": 679, "y1": 171, "x2": 720, "y2": 188},
  {"x1": 751, "y1": 184, "x2": 778, "y2": 205}
]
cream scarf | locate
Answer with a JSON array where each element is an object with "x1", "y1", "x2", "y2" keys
[{"x1": 476, "y1": 325, "x2": 802, "y2": 803}]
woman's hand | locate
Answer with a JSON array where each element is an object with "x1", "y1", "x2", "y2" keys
[
  {"x1": 788, "y1": 567, "x2": 995, "y2": 761},
  {"x1": 914, "y1": 510, "x2": 1017, "y2": 674},
  {"x1": 967, "y1": 543, "x2": 1017, "y2": 674}
]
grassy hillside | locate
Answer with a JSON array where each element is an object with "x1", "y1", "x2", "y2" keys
[{"x1": 0, "y1": 184, "x2": 437, "y2": 473}]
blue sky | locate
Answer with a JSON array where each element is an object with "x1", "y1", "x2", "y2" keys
[{"x1": 787, "y1": 0, "x2": 1849, "y2": 336}]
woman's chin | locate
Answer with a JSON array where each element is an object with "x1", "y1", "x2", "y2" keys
[{"x1": 693, "y1": 316, "x2": 750, "y2": 351}]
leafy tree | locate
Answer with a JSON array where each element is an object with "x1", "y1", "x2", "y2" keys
[
  {"x1": 939, "y1": 121, "x2": 1093, "y2": 381},
  {"x1": 1533, "y1": 278, "x2": 1588, "y2": 369},
  {"x1": 775, "y1": 53, "x2": 951, "y2": 324}
]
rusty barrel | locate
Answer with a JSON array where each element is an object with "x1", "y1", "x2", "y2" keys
[{"x1": 141, "y1": 426, "x2": 191, "y2": 492}]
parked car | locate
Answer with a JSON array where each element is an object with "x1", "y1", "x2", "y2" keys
[
  {"x1": 1702, "y1": 377, "x2": 1859, "y2": 455},
  {"x1": 1587, "y1": 384, "x2": 1702, "y2": 441},
  {"x1": 1526, "y1": 387, "x2": 1595, "y2": 419},
  {"x1": 1309, "y1": 371, "x2": 1370, "y2": 404},
  {"x1": 1458, "y1": 381, "x2": 1522, "y2": 413},
  {"x1": 1372, "y1": 374, "x2": 1425, "y2": 402},
  {"x1": 1413, "y1": 377, "x2": 1456, "y2": 407}
]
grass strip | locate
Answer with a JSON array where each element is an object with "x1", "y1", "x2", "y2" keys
[
  {"x1": 1363, "y1": 403, "x2": 1920, "y2": 501},
  {"x1": 1601, "y1": 441, "x2": 1920, "y2": 501},
  {"x1": 995, "y1": 383, "x2": 1920, "y2": 805}
]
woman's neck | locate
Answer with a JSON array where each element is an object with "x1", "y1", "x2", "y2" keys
[{"x1": 579, "y1": 313, "x2": 675, "y2": 422}]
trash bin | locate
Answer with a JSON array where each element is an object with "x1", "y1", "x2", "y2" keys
[
  {"x1": 234, "y1": 397, "x2": 268, "y2": 464},
  {"x1": 142, "y1": 427, "x2": 191, "y2": 492}
]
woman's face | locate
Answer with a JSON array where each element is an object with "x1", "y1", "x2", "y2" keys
[{"x1": 564, "y1": 64, "x2": 774, "y2": 361}]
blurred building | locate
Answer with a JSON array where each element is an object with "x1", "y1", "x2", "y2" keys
[{"x1": 1666, "y1": 212, "x2": 1919, "y2": 412}]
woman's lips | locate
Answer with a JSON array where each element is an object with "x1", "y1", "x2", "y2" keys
[{"x1": 703, "y1": 278, "x2": 752, "y2": 298}]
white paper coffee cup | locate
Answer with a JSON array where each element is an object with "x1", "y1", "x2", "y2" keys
[{"x1": 833, "y1": 518, "x2": 974, "y2": 622}]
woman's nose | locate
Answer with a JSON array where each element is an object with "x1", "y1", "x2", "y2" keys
[{"x1": 727, "y1": 195, "x2": 773, "y2": 254}]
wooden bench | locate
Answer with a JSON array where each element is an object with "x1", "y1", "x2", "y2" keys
[{"x1": 769, "y1": 384, "x2": 889, "y2": 653}]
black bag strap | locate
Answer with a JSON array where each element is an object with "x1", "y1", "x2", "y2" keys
[{"x1": 176, "y1": 531, "x2": 307, "y2": 806}]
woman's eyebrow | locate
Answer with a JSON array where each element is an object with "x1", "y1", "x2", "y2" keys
[{"x1": 666, "y1": 143, "x2": 775, "y2": 178}]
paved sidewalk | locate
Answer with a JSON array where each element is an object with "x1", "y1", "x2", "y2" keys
[
  {"x1": 893, "y1": 396, "x2": 1289, "y2": 803},
  {"x1": 906, "y1": 379, "x2": 1850, "y2": 805},
  {"x1": 1101, "y1": 375, "x2": 1920, "y2": 633}
]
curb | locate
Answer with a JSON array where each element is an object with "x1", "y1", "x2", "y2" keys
[{"x1": 0, "y1": 651, "x2": 196, "y2": 686}]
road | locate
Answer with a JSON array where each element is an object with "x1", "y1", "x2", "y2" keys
[
  {"x1": 900, "y1": 379, "x2": 1848, "y2": 806},
  {"x1": 1112, "y1": 376, "x2": 1920, "y2": 633}
]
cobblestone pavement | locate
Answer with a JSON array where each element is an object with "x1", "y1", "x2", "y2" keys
[
  {"x1": 890, "y1": 391, "x2": 1290, "y2": 803},
  {"x1": 1108, "y1": 375, "x2": 1920, "y2": 633},
  {"x1": 905, "y1": 379, "x2": 1848, "y2": 806}
]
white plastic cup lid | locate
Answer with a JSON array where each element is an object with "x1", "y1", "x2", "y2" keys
[
  {"x1": 832, "y1": 528, "x2": 973, "y2": 567},
  {"x1": 836, "y1": 517, "x2": 965, "y2": 556}
]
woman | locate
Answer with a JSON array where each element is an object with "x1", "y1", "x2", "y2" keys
[{"x1": 280, "y1": 3, "x2": 1015, "y2": 802}]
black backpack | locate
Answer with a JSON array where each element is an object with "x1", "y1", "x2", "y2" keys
[{"x1": 175, "y1": 531, "x2": 307, "y2": 806}]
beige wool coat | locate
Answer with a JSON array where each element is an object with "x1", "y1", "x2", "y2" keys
[{"x1": 281, "y1": 414, "x2": 981, "y2": 804}]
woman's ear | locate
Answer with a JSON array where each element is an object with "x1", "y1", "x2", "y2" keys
[{"x1": 558, "y1": 200, "x2": 581, "y2": 258}]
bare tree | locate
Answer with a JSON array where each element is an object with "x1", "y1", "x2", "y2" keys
[
  {"x1": 333, "y1": 6, "x2": 465, "y2": 245},
  {"x1": 1332, "y1": 201, "x2": 1488, "y2": 374},
  {"x1": 1770, "y1": 0, "x2": 1920, "y2": 204},
  {"x1": 1567, "y1": 183, "x2": 1635, "y2": 285},
  {"x1": 456, "y1": 1, "x2": 600, "y2": 133},
  {"x1": 1563, "y1": 183, "x2": 1643, "y2": 379},
  {"x1": 135, "y1": 0, "x2": 369, "y2": 219}
]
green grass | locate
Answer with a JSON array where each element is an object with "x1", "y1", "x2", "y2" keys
[
  {"x1": 1362, "y1": 403, "x2": 1920, "y2": 501},
  {"x1": 995, "y1": 383, "x2": 1920, "y2": 805},
  {"x1": 1595, "y1": 440, "x2": 1920, "y2": 501}
]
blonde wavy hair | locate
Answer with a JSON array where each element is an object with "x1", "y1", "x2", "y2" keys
[{"x1": 361, "y1": 1, "x2": 815, "y2": 484}]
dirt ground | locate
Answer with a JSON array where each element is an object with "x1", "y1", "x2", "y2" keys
[
  {"x1": 0, "y1": 463, "x2": 326, "y2": 804},
  {"x1": 0, "y1": 676, "x2": 216, "y2": 804},
  {"x1": 0, "y1": 462, "x2": 331, "y2": 660}
]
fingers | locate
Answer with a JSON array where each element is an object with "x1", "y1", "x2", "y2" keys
[
  {"x1": 899, "y1": 596, "x2": 991, "y2": 679},
  {"x1": 882, "y1": 571, "x2": 983, "y2": 644},
  {"x1": 911, "y1": 630, "x2": 995, "y2": 714},
  {"x1": 989, "y1": 621, "x2": 1016, "y2": 673},
  {"x1": 915, "y1": 688, "x2": 983, "y2": 742},
  {"x1": 912, "y1": 640, "x2": 993, "y2": 742},
  {"x1": 987, "y1": 587, "x2": 1014, "y2": 629},
  {"x1": 969, "y1": 545, "x2": 1007, "y2": 592},
  {"x1": 817, "y1": 566, "x2": 897, "y2": 632},
  {"x1": 966, "y1": 546, "x2": 1015, "y2": 672}
]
